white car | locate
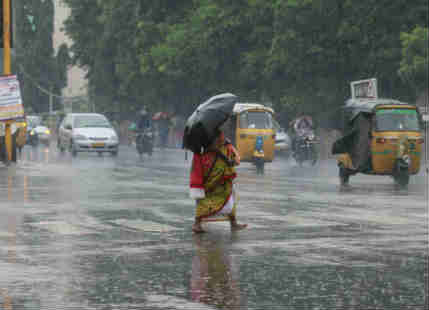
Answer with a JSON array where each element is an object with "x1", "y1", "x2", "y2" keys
[
  {"x1": 273, "y1": 119, "x2": 291, "y2": 155},
  {"x1": 58, "y1": 113, "x2": 119, "y2": 157}
]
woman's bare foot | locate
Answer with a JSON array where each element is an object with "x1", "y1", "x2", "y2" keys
[
  {"x1": 192, "y1": 223, "x2": 206, "y2": 233},
  {"x1": 231, "y1": 223, "x2": 248, "y2": 231}
]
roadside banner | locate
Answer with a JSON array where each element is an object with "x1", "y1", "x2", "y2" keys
[
  {"x1": 0, "y1": 75, "x2": 24, "y2": 121},
  {"x1": 350, "y1": 78, "x2": 378, "y2": 99}
]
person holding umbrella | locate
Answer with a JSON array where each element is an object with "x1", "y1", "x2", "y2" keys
[{"x1": 183, "y1": 93, "x2": 247, "y2": 233}]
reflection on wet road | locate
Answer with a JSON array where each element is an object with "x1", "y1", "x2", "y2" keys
[{"x1": 0, "y1": 145, "x2": 427, "y2": 309}]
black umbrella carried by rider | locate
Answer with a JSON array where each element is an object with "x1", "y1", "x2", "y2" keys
[{"x1": 183, "y1": 93, "x2": 238, "y2": 154}]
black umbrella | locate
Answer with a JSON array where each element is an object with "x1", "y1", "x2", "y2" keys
[{"x1": 183, "y1": 93, "x2": 238, "y2": 153}]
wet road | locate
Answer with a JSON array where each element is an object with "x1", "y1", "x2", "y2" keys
[{"x1": 1, "y1": 145, "x2": 427, "y2": 309}]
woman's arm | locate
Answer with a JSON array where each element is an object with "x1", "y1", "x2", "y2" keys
[{"x1": 225, "y1": 142, "x2": 240, "y2": 166}]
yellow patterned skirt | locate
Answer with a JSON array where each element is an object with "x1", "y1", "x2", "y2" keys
[{"x1": 196, "y1": 183, "x2": 237, "y2": 222}]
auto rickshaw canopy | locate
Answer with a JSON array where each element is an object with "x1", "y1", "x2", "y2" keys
[{"x1": 343, "y1": 98, "x2": 412, "y2": 124}]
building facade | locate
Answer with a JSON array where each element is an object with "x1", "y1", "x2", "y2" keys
[{"x1": 53, "y1": 0, "x2": 87, "y2": 103}]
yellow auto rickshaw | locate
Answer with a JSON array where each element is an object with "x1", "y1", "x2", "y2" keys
[
  {"x1": 223, "y1": 103, "x2": 276, "y2": 174},
  {"x1": 332, "y1": 79, "x2": 423, "y2": 187}
]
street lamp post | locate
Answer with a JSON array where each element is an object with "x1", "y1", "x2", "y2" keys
[{"x1": 2, "y1": 0, "x2": 13, "y2": 162}]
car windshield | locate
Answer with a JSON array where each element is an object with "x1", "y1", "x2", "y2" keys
[
  {"x1": 239, "y1": 111, "x2": 273, "y2": 129},
  {"x1": 74, "y1": 116, "x2": 111, "y2": 128},
  {"x1": 27, "y1": 116, "x2": 41, "y2": 128},
  {"x1": 376, "y1": 109, "x2": 420, "y2": 131}
]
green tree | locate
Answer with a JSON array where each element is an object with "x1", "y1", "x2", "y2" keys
[
  {"x1": 399, "y1": 26, "x2": 428, "y2": 93},
  {"x1": 14, "y1": 0, "x2": 68, "y2": 113},
  {"x1": 63, "y1": 0, "x2": 428, "y2": 124},
  {"x1": 267, "y1": 0, "x2": 427, "y2": 123}
]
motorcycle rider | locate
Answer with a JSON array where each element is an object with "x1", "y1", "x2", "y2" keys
[
  {"x1": 291, "y1": 115, "x2": 314, "y2": 154},
  {"x1": 137, "y1": 107, "x2": 151, "y2": 131},
  {"x1": 135, "y1": 107, "x2": 153, "y2": 155}
]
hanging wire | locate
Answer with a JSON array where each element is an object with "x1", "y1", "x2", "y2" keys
[{"x1": 18, "y1": 64, "x2": 66, "y2": 99}]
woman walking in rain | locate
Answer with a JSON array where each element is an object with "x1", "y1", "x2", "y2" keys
[{"x1": 189, "y1": 129, "x2": 247, "y2": 233}]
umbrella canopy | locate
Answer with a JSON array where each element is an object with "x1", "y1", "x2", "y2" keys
[
  {"x1": 152, "y1": 112, "x2": 170, "y2": 120},
  {"x1": 183, "y1": 93, "x2": 238, "y2": 153}
]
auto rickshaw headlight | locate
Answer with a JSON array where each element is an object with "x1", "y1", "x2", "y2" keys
[
  {"x1": 45, "y1": 129, "x2": 51, "y2": 135},
  {"x1": 30, "y1": 130, "x2": 35, "y2": 135}
]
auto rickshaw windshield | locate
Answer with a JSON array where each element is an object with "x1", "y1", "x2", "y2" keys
[
  {"x1": 375, "y1": 109, "x2": 420, "y2": 131},
  {"x1": 239, "y1": 111, "x2": 273, "y2": 129}
]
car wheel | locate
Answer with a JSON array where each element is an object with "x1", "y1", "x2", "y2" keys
[
  {"x1": 70, "y1": 140, "x2": 77, "y2": 157},
  {"x1": 394, "y1": 165, "x2": 409, "y2": 188},
  {"x1": 58, "y1": 140, "x2": 65, "y2": 153}
]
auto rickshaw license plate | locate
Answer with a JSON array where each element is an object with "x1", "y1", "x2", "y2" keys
[{"x1": 92, "y1": 142, "x2": 105, "y2": 148}]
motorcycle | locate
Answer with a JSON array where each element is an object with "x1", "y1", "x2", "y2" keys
[
  {"x1": 293, "y1": 131, "x2": 318, "y2": 166},
  {"x1": 253, "y1": 135, "x2": 265, "y2": 174},
  {"x1": 136, "y1": 128, "x2": 153, "y2": 159},
  {"x1": 27, "y1": 128, "x2": 39, "y2": 147}
]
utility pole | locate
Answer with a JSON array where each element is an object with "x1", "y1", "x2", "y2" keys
[
  {"x1": 3, "y1": 0, "x2": 13, "y2": 162},
  {"x1": 49, "y1": 85, "x2": 53, "y2": 114}
]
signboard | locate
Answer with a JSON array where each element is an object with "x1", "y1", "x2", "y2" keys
[
  {"x1": 350, "y1": 78, "x2": 378, "y2": 99},
  {"x1": 0, "y1": 75, "x2": 24, "y2": 121}
]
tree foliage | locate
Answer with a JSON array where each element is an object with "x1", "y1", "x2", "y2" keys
[
  {"x1": 13, "y1": 0, "x2": 69, "y2": 114},
  {"x1": 63, "y1": 0, "x2": 428, "y2": 124},
  {"x1": 399, "y1": 26, "x2": 428, "y2": 93}
]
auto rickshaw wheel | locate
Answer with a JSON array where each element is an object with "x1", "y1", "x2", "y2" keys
[
  {"x1": 255, "y1": 159, "x2": 264, "y2": 174},
  {"x1": 339, "y1": 165, "x2": 350, "y2": 186},
  {"x1": 394, "y1": 169, "x2": 409, "y2": 187},
  {"x1": 12, "y1": 134, "x2": 17, "y2": 163}
]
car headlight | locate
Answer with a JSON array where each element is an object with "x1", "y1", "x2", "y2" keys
[
  {"x1": 111, "y1": 135, "x2": 118, "y2": 141},
  {"x1": 45, "y1": 129, "x2": 51, "y2": 135},
  {"x1": 73, "y1": 134, "x2": 87, "y2": 141},
  {"x1": 30, "y1": 130, "x2": 35, "y2": 135}
]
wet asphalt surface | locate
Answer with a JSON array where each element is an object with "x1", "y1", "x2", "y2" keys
[{"x1": 0, "y1": 144, "x2": 427, "y2": 310}]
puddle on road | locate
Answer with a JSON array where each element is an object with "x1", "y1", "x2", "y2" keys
[
  {"x1": 110, "y1": 219, "x2": 181, "y2": 232},
  {"x1": 1, "y1": 150, "x2": 426, "y2": 309},
  {"x1": 0, "y1": 231, "x2": 15, "y2": 238},
  {"x1": 145, "y1": 294, "x2": 216, "y2": 310},
  {"x1": 28, "y1": 221, "x2": 96, "y2": 235}
]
